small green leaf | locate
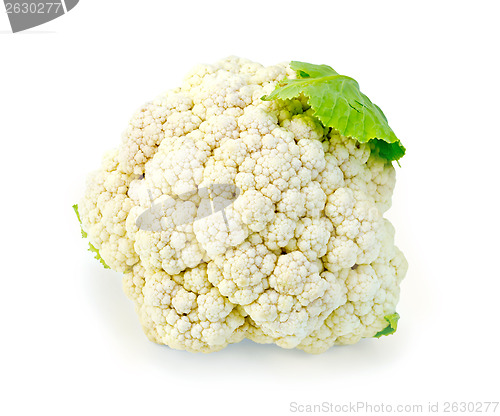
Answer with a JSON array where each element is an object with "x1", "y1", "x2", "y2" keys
[
  {"x1": 374, "y1": 313, "x2": 400, "y2": 338},
  {"x1": 262, "y1": 61, "x2": 405, "y2": 162},
  {"x1": 72, "y1": 204, "x2": 87, "y2": 238},
  {"x1": 88, "y1": 242, "x2": 111, "y2": 269},
  {"x1": 73, "y1": 204, "x2": 110, "y2": 269}
]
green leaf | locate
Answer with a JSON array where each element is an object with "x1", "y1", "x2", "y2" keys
[
  {"x1": 72, "y1": 204, "x2": 87, "y2": 238},
  {"x1": 291, "y1": 61, "x2": 339, "y2": 78},
  {"x1": 88, "y1": 242, "x2": 111, "y2": 270},
  {"x1": 73, "y1": 204, "x2": 110, "y2": 269},
  {"x1": 374, "y1": 313, "x2": 400, "y2": 338},
  {"x1": 262, "y1": 61, "x2": 405, "y2": 162}
]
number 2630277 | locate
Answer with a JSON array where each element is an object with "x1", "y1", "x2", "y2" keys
[{"x1": 5, "y1": 3, "x2": 62, "y2": 14}]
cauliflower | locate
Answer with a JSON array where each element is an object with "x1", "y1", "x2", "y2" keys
[{"x1": 75, "y1": 57, "x2": 407, "y2": 353}]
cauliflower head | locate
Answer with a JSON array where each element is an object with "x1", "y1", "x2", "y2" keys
[{"x1": 76, "y1": 57, "x2": 407, "y2": 353}]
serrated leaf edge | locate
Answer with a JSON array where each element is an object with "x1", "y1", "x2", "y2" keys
[{"x1": 73, "y1": 204, "x2": 110, "y2": 269}]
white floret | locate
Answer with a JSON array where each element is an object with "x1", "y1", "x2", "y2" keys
[
  {"x1": 233, "y1": 189, "x2": 275, "y2": 232},
  {"x1": 192, "y1": 203, "x2": 248, "y2": 258},
  {"x1": 295, "y1": 217, "x2": 333, "y2": 261},
  {"x1": 261, "y1": 213, "x2": 297, "y2": 250},
  {"x1": 244, "y1": 252, "x2": 339, "y2": 348},
  {"x1": 325, "y1": 187, "x2": 384, "y2": 265},
  {"x1": 208, "y1": 242, "x2": 276, "y2": 305},
  {"x1": 301, "y1": 182, "x2": 327, "y2": 217},
  {"x1": 147, "y1": 132, "x2": 210, "y2": 195},
  {"x1": 194, "y1": 70, "x2": 254, "y2": 111},
  {"x1": 276, "y1": 189, "x2": 306, "y2": 221},
  {"x1": 133, "y1": 195, "x2": 206, "y2": 274},
  {"x1": 118, "y1": 91, "x2": 194, "y2": 175},
  {"x1": 238, "y1": 106, "x2": 278, "y2": 135},
  {"x1": 317, "y1": 153, "x2": 345, "y2": 195},
  {"x1": 250, "y1": 64, "x2": 287, "y2": 85},
  {"x1": 79, "y1": 150, "x2": 139, "y2": 272},
  {"x1": 199, "y1": 112, "x2": 240, "y2": 149},
  {"x1": 299, "y1": 224, "x2": 407, "y2": 353},
  {"x1": 283, "y1": 113, "x2": 325, "y2": 142},
  {"x1": 131, "y1": 263, "x2": 245, "y2": 352},
  {"x1": 237, "y1": 128, "x2": 302, "y2": 199}
]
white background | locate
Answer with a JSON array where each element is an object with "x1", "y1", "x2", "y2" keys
[{"x1": 1, "y1": 1, "x2": 499, "y2": 415}]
